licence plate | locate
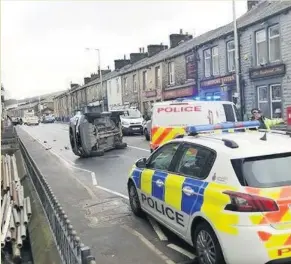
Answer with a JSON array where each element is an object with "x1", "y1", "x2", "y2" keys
[{"x1": 132, "y1": 128, "x2": 140, "y2": 130}]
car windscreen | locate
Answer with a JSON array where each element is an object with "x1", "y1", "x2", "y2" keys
[
  {"x1": 122, "y1": 109, "x2": 141, "y2": 119},
  {"x1": 231, "y1": 152, "x2": 291, "y2": 188}
]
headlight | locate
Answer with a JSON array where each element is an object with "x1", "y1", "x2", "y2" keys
[{"x1": 122, "y1": 121, "x2": 129, "y2": 126}]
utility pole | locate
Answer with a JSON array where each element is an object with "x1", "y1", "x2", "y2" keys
[
  {"x1": 85, "y1": 48, "x2": 102, "y2": 107},
  {"x1": 232, "y1": 0, "x2": 241, "y2": 109}
]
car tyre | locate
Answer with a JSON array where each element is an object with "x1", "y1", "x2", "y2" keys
[
  {"x1": 115, "y1": 142, "x2": 127, "y2": 149},
  {"x1": 194, "y1": 222, "x2": 226, "y2": 264},
  {"x1": 144, "y1": 129, "x2": 150, "y2": 141},
  {"x1": 128, "y1": 182, "x2": 143, "y2": 217}
]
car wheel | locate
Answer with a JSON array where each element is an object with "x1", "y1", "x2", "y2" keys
[
  {"x1": 194, "y1": 222, "x2": 225, "y2": 264},
  {"x1": 144, "y1": 129, "x2": 150, "y2": 141},
  {"x1": 128, "y1": 182, "x2": 143, "y2": 217}
]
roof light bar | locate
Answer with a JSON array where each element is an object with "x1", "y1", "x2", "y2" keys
[{"x1": 186, "y1": 121, "x2": 261, "y2": 134}]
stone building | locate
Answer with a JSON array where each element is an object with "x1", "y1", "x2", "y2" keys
[{"x1": 240, "y1": 1, "x2": 291, "y2": 119}]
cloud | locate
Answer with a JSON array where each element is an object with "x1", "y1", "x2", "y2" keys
[{"x1": 1, "y1": 0, "x2": 247, "y2": 99}]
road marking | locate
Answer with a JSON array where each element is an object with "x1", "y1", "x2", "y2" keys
[
  {"x1": 91, "y1": 172, "x2": 97, "y2": 186},
  {"x1": 20, "y1": 127, "x2": 131, "y2": 200},
  {"x1": 167, "y1": 244, "x2": 196, "y2": 260},
  {"x1": 95, "y1": 185, "x2": 129, "y2": 200},
  {"x1": 122, "y1": 225, "x2": 176, "y2": 264},
  {"x1": 147, "y1": 216, "x2": 168, "y2": 241},
  {"x1": 128, "y1": 145, "x2": 150, "y2": 152}
]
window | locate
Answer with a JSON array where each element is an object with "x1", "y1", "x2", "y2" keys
[
  {"x1": 256, "y1": 29, "x2": 267, "y2": 65},
  {"x1": 124, "y1": 77, "x2": 128, "y2": 91},
  {"x1": 270, "y1": 84, "x2": 282, "y2": 118},
  {"x1": 186, "y1": 54, "x2": 196, "y2": 80},
  {"x1": 168, "y1": 62, "x2": 175, "y2": 85},
  {"x1": 257, "y1": 86, "x2": 269, "y2": 115},
  {"x1": 204, "y1": 49, "x2": 211, "y2": 77},
  {"x1": 223, "y1": 103, "x2": 236, "y2": 122},
  {"x1": 212, "y1": 46, "x2": 219, "y2": 76},
  {"x1": 175, "y1": 144, "x2": 216, "y2": 179},
  {"x1": 231, "y1": 152, "x2": 291, "y2": 188},
  {"x1": 269, "y1": 24, "x2": 280, "y2": 62},
  {"x1": 116, "y1": 78, "x2": 120, "y2": 94},
  {"x1": 155, "y1": 66, "x2": 160, "y2": 88},
  {"x1": 227, "y1": 40, "x2": 235, "y2": 72},
  {"x1": 147, "y1": 143, "x2": 180, "y2": 171},
  {"x1": 108, "y1": 81, "x2": 111, "y2": 95},
  {"x1": 142, "y1": 71, "x2": 147, "y2": 90},
  {"x1": 257, "y1": 84, "x2": 282, "y2": 118},
  {"x1": 133, "y1": 74, "x2": 137, "y2": 93}
]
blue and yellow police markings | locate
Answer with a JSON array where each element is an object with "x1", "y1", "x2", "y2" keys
[{"x1": 131, "y1": 168, "x2": 209, "y2": 217}]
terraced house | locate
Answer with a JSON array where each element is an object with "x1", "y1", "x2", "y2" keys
[{"x1": 53, "y1": 0, "x2": 291, "y2": 121}]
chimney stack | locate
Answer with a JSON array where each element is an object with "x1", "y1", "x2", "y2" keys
[
  {"x1": 130, "y1": 52, "x2": 147, "y2": 64},
  {"x1": 169, "y1": 30, "x2": 193, "y2": 48},
  {"x1": 84, "y1": 77, "x2": 91, "y2": 85},
  {"x1": 147, "y1": 44, "x2": 168, "y2": 57},
  {"x1": 247, "y1": 0, "x2": 262, "y2": 11},
  {"x1": 114, "y1": 59, "x2": 131, "y2": 70}
]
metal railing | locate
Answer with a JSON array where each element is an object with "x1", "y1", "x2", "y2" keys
[{"x1": 18, "y1": 136, "x2": 96, "y2": 264}]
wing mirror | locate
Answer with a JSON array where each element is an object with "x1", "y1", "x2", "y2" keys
[{"x1": 135, "y1": 158, "x2": 147, "y2": 168}]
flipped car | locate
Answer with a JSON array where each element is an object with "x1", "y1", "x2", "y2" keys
[{"x1": 69, "y1": 106, "x2": 127, "y2": 158}]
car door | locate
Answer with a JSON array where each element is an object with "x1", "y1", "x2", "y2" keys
[
  {"x1": 140, "y1": 142, "x2": 181, "y2": 223},
  {"x1": 164, "y1": 143, "x2": 216, "y2": 236}
]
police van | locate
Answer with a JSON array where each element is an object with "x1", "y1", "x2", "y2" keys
[
  {"x1": 149, "y1": 99, "x2": 240, "y2": 152},
  {"x1": 128, "y1": 121, "x2": 291, "y2": 264}
]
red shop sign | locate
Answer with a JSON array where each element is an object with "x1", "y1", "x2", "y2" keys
[{"x1": 163, "y1": 87, "x2": 194, "y2": 99}]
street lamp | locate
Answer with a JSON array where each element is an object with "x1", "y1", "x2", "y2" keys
[
  {"x1": 85, "y1": 48, "x2": 103, "y2": 105},
  {"x1": 232, "y1": 0, "x2": 241, "y2": 104}
]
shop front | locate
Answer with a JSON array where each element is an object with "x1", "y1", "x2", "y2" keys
[
  {"x1": 249, "y1": 63, "x2": 286, "y2": 119},
  {"x1": 142, "y1": 90, "x2": 159, "y2": 117},
  {"x1": 162, "y1": 85, "x2": 198, "y2": 101},
  {"x1": 200, "y1": 74, "x2": 236, "y2": 101}
]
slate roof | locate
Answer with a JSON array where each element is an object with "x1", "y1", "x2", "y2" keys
[{"x1": 71, "y1": 0, "x2": 291, "y2": 93}]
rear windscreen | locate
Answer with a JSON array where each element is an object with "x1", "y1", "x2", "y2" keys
[{"x1": 231, "y1": 152, "x2": 291, "y2": 188}]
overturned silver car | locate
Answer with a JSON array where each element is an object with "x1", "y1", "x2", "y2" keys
[{"x1": 69, "y1": 106, "x2": 127, "y2": 158}]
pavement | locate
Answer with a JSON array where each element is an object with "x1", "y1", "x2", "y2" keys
[{"x1": 17, "y1": 123, "x2": 197, "y2": 264}]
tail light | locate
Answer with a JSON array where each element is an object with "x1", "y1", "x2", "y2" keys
[{"x1": 223, "y1": 190, "x2": 279, "y2": 212}]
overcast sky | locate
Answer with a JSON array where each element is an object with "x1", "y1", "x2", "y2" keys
[{"x1": 1, "y1": 0, "x2": 247, "y2": 100}]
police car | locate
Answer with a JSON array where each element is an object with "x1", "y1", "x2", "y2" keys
[{"x1": 127, "y1": 121, "x2": 291, "y2": 264}]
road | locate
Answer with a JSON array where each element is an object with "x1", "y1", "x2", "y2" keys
[{"x1": 18, "y1": 123, "x2": 197, "y2": 264}]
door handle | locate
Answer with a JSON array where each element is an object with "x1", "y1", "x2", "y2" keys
[
  {"x1": 156, "y1": 179, "x2": 164, "y2": 187},
  {"x1": 182, "y1": 186, "x2": 195, "y2": 196}
]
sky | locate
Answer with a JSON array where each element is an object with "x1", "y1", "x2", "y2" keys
[{"x1": 1, "y1": 0, "x2": 247, "y2": 100}]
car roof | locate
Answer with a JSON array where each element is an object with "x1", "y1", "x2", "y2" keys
[
  {"x1": 171, "y1": 131, "x2": 291, "y2": 159},
  {"x1": 153, "y1": 100, "x2": 234, "y2": 106}
]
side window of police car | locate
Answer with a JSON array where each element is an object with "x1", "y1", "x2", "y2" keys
[
  {"x1": 147, "y1": 143, "x2": 180, "y2": 171},
  {"x1": 175, "y1": 144, "x2": 216, "y2": 179}
]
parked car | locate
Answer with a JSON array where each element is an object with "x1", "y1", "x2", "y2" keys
[{"x1": 42, "y1": 115, "x2": 55, "y2": 123}]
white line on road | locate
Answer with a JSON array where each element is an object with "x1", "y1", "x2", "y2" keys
[
  {"x1": 167, "y1": 244, "x2": 196, "y2": 260},
  {"x1": 128, "y1": 145, "x2": 150, "y2": 152},
  {"x1": 122, "y1": 225, "x2": 176, "y2": 264},
  {"x1": 91, "y1": 172, "x2": 97, "y2": 186},
  {"x1": 95, "y1": 185, "x2": 129, "y2": 200},
  {"x1": 147, "y1": 216, "x2": 168, "y2": 241}
]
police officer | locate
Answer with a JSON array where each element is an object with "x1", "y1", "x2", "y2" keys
[{"x1": 250, "y1": 108, "x2": 284, "y2": 130}]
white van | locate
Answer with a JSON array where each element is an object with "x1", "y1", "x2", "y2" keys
[{"x1": 149, "y1": 100, "x2": 240, "y2": 151}]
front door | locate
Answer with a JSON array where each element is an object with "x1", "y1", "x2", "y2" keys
[
  {"x1": 164, "y1": 143, "x2": 216, "y2": 236},
  {"x1": 139, "y1": 142, "x2": 181, "y2": 223}
]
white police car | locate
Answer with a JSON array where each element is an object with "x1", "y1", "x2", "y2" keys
[{"x1": 127, "y1": 121, "x2": 291, "y2": 264}]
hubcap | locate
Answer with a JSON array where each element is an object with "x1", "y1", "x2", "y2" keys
[
  {"x1": 196, "y1": 230, "x2": 216, "y2": 264},
  {"x1": 129, "y1": 185, "x2": 138, "y2": 210}
]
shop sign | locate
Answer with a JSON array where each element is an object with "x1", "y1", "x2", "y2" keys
[
  {"x1": 200, "y1": 74, "x2": 236, "y2": 88},
  {"x1": 249, "y1": 64, "x2": 286, "y2": 80},
  {"x1": 145, "y1": 90, "x2": 157, "y2": 98},
  {"x1": 163, "y1": 87, "x2": 194, "y2": 100}
]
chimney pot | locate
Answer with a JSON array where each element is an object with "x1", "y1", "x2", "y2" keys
[
  {"x1": 180, "y1": 29, "x2": 183, "y2": 34},
  {"x1": 124, "y1": 54, "x2": 126, "y2": 60},
  {"x1": 139, "y1": 48, "x2": 142, "y2": 53}
]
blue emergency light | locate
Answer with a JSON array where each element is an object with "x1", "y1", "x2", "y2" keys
[{"x1": 186, "y1": 121, "x2": 261, "y2": 134}]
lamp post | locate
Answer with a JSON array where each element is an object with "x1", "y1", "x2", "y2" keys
[
  {"x1": 232, "y1": 0, "x2": 240, "y2": 101},
  {"x1": 85, "y1": 48, "x2": 103, "y2": 106}
]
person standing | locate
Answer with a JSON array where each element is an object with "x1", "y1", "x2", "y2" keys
[{"x1": 250, "y1": 108, "x2": 284, "y2": 130}]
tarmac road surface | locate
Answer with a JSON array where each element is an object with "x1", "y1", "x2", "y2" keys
[{"x1": 17, "y1": 123, "x2": 198, "y2": 264}]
